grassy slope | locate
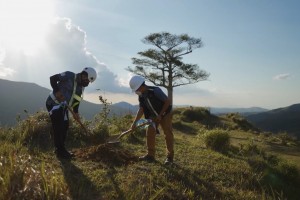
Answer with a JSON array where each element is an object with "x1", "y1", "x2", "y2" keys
[{"x1": 1, "y1": 108, "x2": 300, "y2": 200}]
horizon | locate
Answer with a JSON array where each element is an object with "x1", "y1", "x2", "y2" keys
[
  {"x1": 1, "y1": 0, "x2": 300, "y2": 110},
  {"x1": 1, "y1": 77, "x2": 298, "y2": 110}
]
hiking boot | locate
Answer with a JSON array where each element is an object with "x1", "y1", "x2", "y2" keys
[
  {"x1": 56, "y1": 151, "x2": 71, "y2": 159},
  {"x1": 138, "y1": 154, "x2": 155, "y2": 162},
  {"x1": 164, "y1": 157, "x2": 173, "y2": 165},
  {"x1": 64, "y1": 150, "x2": 75, "y2": 158},
  {"x1": 55, "y1": 149, "x2": 72, "y2": 160}
]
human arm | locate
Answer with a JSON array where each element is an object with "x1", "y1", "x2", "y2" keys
[
  {"x1": 50, "y1": 74, "x2": 60, "y2": 94},
  {"x1": 66, "y1": 105, "x2": 88, "y2": 135},
  {"x1": 50, "y1": 74, "x2": 65, "y2": 102},
  {"x1": 131, "y1": 107, "x2": 144, "y2": 129},
  {"x1": 156, "y1": 97, "x2": 171, "y2": 122}
]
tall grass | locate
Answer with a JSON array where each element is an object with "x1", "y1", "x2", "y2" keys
[{"x1": 0, "y1": 106, "x2": 299, "y2": 199}]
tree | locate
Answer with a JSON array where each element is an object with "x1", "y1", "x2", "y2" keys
[{"x1": 127, "y1": 32, "x2": 209, "y2": 104}]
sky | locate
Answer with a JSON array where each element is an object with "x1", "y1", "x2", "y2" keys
[{"x1": 0, "y1": 0, "x2": 299, "y2": 109}]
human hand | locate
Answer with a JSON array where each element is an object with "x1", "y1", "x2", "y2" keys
[
  {"x1": 130, "y1": 122, "x2": 137, "y2": 130},
  {"x1": 73, "y1": 113, "x2": 80, "y2": 122},
  {"x1": 155, "y1": 115, "x2": 162, "y2": 123}
]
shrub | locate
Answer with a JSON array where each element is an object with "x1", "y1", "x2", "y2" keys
[
  {"x1": 91, "y1": 123, "x2": 109, "y2": 143},
  {"x1": 203, "y1": 129, "x2": 230, "y2": 152},
  {"x1": 276, "y1": 160, "x2": 299, "y2": 183},
  {"x1": 241, "y1": 140, "x2": 263, "y2": 156},
  {"x1": 181, "y1": 107, "x2": 210, "y2": 122},
  {"x1": 110, "y1": 114, "x2": 134, "y2": 134},
  {"x1": 277, "y1": 132, "x2": 295, "y2": 146}
]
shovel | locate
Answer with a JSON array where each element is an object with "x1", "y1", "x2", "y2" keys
[
  {"x1": 107, "y1": 120, "x2": 152, "y2": 144},
  {"x1": 67, "y1": 105, "x2": 90, "y2": 135}
]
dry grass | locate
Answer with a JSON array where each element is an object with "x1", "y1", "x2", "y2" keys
[{"x1": 0, "y1": 108, "x2": 300, "y2": 199}]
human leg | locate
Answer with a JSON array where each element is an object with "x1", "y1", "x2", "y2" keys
[
  {"x1": 139, "y1": 125, "x2": 156, "y2": 162},
  {"x1": 160, "y1": 113, "x2": 174, "y2": 162}
]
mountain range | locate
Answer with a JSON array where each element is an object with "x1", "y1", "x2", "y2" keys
[
  {"x1": 1, "y1": 79, "x2": 299, "y2": 137},
  {"x1": 245, "y1": 104, "x2": 300, "y2": 137},
  {"x1": 0, "y1": 79, "x2": 134, "y2": 126}
]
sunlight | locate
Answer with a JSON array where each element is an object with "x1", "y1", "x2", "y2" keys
[{"x1": 0, "y1": 0, "x2": 55, "y2": 55}]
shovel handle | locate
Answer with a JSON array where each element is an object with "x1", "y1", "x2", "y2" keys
[
  {"x1": 66, "y1": 106, "x2": 89, "y2": 135},
  {"x1": 117, "y1": 121, "x2": 151, "y2": 139}
]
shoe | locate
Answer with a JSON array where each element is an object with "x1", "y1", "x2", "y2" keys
[
  {"x1": 55, "y1": 149, "x2": 72, "y2": 159},
  {"x1": 64, "y1": 150, "x2": 75, "y2": 158},
  {"x1": 56, "y1": 152, "x2": 71, "y2": 159},
  {"x1": 164, "y1": 157, "x2": 173, "y2": 165},
  {"x1": 138, "y1": 154, "x2": 155, "y2": 162}
]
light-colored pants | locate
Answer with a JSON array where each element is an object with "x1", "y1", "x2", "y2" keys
[{"x1": 146, "y1": 112, "x2": 174, "y2": 158}]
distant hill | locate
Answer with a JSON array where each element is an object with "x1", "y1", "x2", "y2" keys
[
  {"x1": 0, "y1": 79, "x2": 130, "y2": 126},
  {"x1": 113, "y1": 101, "x2": 139, "y2": 113},
  {"x1": 210, "y1": 107, "x2": 269, "y2": 115},
  {"x1": 246, "y1": 104, "x2": 300, "y2": 138}
]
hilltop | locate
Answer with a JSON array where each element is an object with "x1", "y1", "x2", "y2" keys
[
  {"x1": 1, "y1": 106, "x2": 299, "y2": 199},
  {"x1": 3, "y1": 78, "x2": 298, "y2": 138},
  {"x1": 246, "y1": 104, "x2": 300, "y2": 138}
]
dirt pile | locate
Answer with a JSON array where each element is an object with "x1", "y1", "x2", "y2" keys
[{"x1": 73, "y1": 143, "x2": 138, "y2": 166}]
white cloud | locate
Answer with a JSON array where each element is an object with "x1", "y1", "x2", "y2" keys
[
  {"x1": 273, "y1": 73, "x2": 291, "y2": 80},
  {"x1": 0, "y1": 67, "x2": 16, "y2": 77},
  {"x1": 0, "y1": 17, "x2": 128, "y2": 93}
]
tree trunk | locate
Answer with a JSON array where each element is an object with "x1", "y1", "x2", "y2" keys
[{"x1": 167, "y1": 87, "x2": 173, "y2": 105}]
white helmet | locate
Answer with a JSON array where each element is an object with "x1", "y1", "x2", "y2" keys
[
  {"x1": 129, "y1": 75, "x2": 145, "y2": 92},
  {"x1": 82, "y1": 67, "x2": 97, "y2": 83}
]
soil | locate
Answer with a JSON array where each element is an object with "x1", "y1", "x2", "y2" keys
[{"x1": 73, "y1": 143, "x2": 138, "y2": 166}]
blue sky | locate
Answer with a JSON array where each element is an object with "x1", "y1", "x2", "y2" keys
[{"x1": 0, "y1": 0, "x2": 299, "y2": 109}]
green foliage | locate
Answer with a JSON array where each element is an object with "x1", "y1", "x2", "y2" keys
[
  {"x1": 203, "y1": 129, "x2": 230, "y2": 152},
  {"x1": 128, "y1": 32, "x2": 209, "y2": 104},
  {"x1": 275, "y1": 160, "x2": 299, "y2": 183},
  {"x1": 1, "y1": 104, "x2": 300, "y2": 199},
  {"x1": 91, "y1": 123, "x2": 109, "y2": 143},
  {"x1": 110, "y1": 114, "x2": 134, "y2": 134},
  {"x1": 181, "y1": 107, "x2": 210, "y2": 122},
  {"x1": 172, "y1": 121, "x2": 199, "y2": 135},
  {"x1": 0, "y1": 111, "x2": 53, "y2": 152},
  {"x1": 97, "y1": 95, "x2": 111, "y2": 124},
  {"x1": 226, "y1": 113, "x2": 259, "y2": 132},
  {"x1": 239, "y1": 140, "x2": 264, "y2": 156},
  {"x1": 277, "y1": 132, "x2": 296, "y2": 145},
  {"x1": 0, "y1": 150, "x2": 67, "y2": 200}
]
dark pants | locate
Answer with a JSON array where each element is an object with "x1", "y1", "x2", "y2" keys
[{"x1": 46, "y1": 105, "x2": 69, "y2": 152}]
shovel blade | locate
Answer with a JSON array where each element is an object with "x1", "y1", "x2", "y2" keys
[{"x1": 107, "y1": 139, "x2": 120, "y2": 144}]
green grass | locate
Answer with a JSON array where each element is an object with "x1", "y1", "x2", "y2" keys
[{"x1": 0, "y1": 108, "x2": 300, "y2": 199}]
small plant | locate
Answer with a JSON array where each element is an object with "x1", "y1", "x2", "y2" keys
[
  {"x1": 82, "y1": 95, "x2": 112, "y2": 143},
  {"x1": 92, "y1": 123, "x2": 109, "y2": 142},
  {"x1": 203, "y1": 129, "x2": 230, "y2": 152},
  {"x1": 97, "y1": 95, "x2": 111, "y2": 125}
]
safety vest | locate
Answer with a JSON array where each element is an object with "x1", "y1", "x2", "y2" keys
[
  {"x1": 49, "y1": 74, "x2": 83, "y2": 108},
  {"x1": 68, "y1": 76, "x2": 84, "y2": 108}
]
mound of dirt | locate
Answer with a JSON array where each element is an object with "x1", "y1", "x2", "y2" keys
[{"x1": 73, "y1": 143, "x2": 138, "y2": 166}]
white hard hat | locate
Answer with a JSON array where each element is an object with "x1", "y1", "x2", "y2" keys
[
  {"x1": 129, "y1": 75, "x2": 145, "y2": 92},
  {"x1": 82, "y1": 67, "x2": 97, "y2": 83}
]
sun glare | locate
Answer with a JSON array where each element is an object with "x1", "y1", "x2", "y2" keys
[{"x1": 0, "y1": 0, "x2": 55, "y2": 55}]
